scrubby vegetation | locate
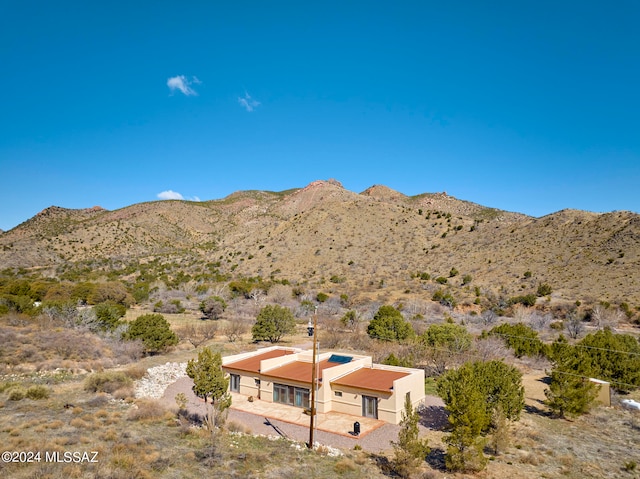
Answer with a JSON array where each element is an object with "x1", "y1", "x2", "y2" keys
[{"x1": 1, "y1": 183, "x2": 639, "y2": 477}]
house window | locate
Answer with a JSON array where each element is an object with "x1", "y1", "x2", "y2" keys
[
  {"x1": 334, "y1": 391, "x2": 343, "y2": 397},
  {"x1": 273, "y1": 383, "x2": 310, "y2": 409},
  {"x1": 362, "y1": 395, "x2": 378, "y2": 419},
  {"x1": 230, "y1": 374, "x2": 240, "y2": 393}
]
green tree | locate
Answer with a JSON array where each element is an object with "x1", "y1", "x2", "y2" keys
[
  {"x1": 392, "y1": 394, "x2": 430, "y2": 478},
  {"x1": 186, "y1": 347, "x2": 231, "y2": 408},
  {"x1": 438, "y1": 364, "x2": 489, "y2": 472},
  {"x1": 340, "y1": 309, "x2": 358, "y2": 330},
  {"x1": 382, "y1": 353, "x2": 413, "y2": 368},
  {"x1": 88, "y1": 281, "x2": 133, "y2": 306},
  {"x1": 252, "y1": 304, "x2": 296, "y2": 343},
  {"x1": 578, "y1": 329, "x2": 640, "y2": 391},
  {"x1": 545, "y1": 336, "x2": 598, "y2": 418},
  {"x1": 421, "y1": 323, "x2": 472, "y2": 375},
  {"x1": 438, "y1": 360, "x2": 525, "y2": 472},
  {"x1": 487, "y1": 322, "x2": 547, "y2": 358},
  {"x1": 186, "y1": 347, "x2": 232, "y2": 440},
  {"x1": 199, "y1": 296, "x2": 227, "y2": 320},
  {"x1": 93, "y1": 300, "x2": 127, "y2": 331},
  {"x1": 367, "y1": 305, "x2": 414, "y2": 341},
  {"x1": 123, "y1": 313, "x2": 178, "y2": 354}
]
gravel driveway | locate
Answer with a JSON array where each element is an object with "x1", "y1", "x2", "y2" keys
[{"x1": 160, "y1": 376, "x2": 446, "y2": 454}]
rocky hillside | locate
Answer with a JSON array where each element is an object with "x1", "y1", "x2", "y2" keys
[{"x1": 1, "y1": 180, "x2": 639, "y2": 306}]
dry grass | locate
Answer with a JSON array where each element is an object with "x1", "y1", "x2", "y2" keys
[
  {"x1": 0, "y1": 319, "x2": 142, "y2": 375},
  {"x1": 0, "y1": 366, "x2": 386, "y2": 479}
]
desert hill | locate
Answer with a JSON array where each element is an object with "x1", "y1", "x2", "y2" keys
[{"x1": 1, "y1": 180, "x2": 639, "y2": 306}]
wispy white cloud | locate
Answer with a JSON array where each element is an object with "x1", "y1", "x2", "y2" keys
[
  {"x1": 157, "y1": 190, "x2": 202, "y2": 202},
  {"x1": 238, "y1": 92, "x2": 260, "y2": 112},
  {"x1": 157, "y1": 190, "x2": 184, "y2": 200},
  {"x1": 167, "y1": 75, "x2": 200, "y2": 96}
]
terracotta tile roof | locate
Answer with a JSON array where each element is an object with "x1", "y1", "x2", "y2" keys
[
  {"x1": 261, "y1": 359, "x2": 341, "y2": 384},
  {"x1": 223, "y1": 349, "x2": 295, "y2": 374},
  {"x1": 331, "y1": 367, "x2": 409, "y2": 393}
]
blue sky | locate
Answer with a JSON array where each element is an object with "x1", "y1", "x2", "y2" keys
[{"x1": 1, "y1": 1, "x2": 639, "y2": 231}]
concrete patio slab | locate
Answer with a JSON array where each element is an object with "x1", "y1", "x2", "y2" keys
[{"x1": 229, "y1": 392, "x2": 385, "y2": 438}]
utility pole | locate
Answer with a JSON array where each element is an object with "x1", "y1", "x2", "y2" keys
[{"x1": 308, "y1": 306, "x2": 318, "y2": 449}]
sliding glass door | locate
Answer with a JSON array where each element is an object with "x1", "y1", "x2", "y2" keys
[
  {"x1": 362, "y1": 395, "x2": 378, "y2": 419},
  {"x1": 273, "y1": 383, "x2": 310, "y2": 409}
]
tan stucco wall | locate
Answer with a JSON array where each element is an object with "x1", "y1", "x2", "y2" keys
[
  {"x1": 318, "y1": 357, "x2": 372, "y2": 413},
  {"x1": 223, "y1": 349, "x2": 425, "y2": 424},
  {"x1": 234, "y1": 373, "x2": 260, "y2": 398},
  {"x1": 329, "y1": 367, "x2": 425, "y2": 424}
]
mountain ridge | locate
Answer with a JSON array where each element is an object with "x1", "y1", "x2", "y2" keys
[{"x1": 1, "y1": 180, "x2": 639, "y2": 307}]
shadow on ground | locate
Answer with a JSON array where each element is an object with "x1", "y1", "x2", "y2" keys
[
  {"x1": 525, "y1": 399, "x2": 551, "y2": 417},
  {"x1": 425, "y1": 447, "x2": 447, "y2": 472},
  {"x1": 419, "y1": 405, "x2": 448, "y2": 430}
]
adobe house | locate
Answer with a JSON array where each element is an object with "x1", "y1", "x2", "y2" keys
[{"x1": 222, "y1": 346, "x2": 425, "y2": 425}]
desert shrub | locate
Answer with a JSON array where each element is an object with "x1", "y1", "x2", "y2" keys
[
  {"x1": 88, "y1": 282, "x2": 133, "y2": 306},
  {"x1": 199, "y1": 296, "x2": 226, "y2": 320},
  {"x1": 175, "y1": 392, "x2": 188, "y2": 411},
  {"x1": 251, "y1": 305, "x2": 296, "y2": 343},
  {"x1": 127, "y1": 399, "x2": 168, "y2": 421},
  {"x1": 432, "y1": 290, "x2": 457, "y2": 308},
  {"x1": 486, "y1": 323, "x2": 547, "y2": 358},
  {"x1": 334, "y1": 458, "x2": 358, "y2": 474},
  {"x1": 25, "y1": 385, "x2": 51, "y2": 400},
  {"x1": 226, "y1": 420, "x2": 251, "y2": 434},
  {"x1": 382, "y1": 353, "x2": 413, "y2": 368},
  {"x1": 578, "y1": 329, "x2": 640, "y2": 391},
  {"x1": 537, "y1": 283, "x2": 553, "y2": 297},
  {"x1": 106, "y1": 337, "x2": 144, "y2": 363},
  {"x1": 435, "y1": 276, "x2": 448, "y2": 285},
  {"x1": 84, "y1": 371, "x2": 132, "y2": 394},
  {"x1": 367, "y1": 305, "x2": 414, "y2": 341},
  {"x1": 123, "y1": 313, "x2": 178, "y2": 354},
  {"x1": 125, "y1": 365, "x2": 148, "y2": 380},
  {"x1": 86, "y1": 393, "x2": 109, "y2": 407},
  {"x1": 316, "y1": 292, "x2": 329, "y2": 303},
  {"x1": 0, "y1": 381, "x2": 14, "y2": 393},
  {"x1": 509, "y1": 294, "x2": 537, "y2": 307},
  {"x1": 8, "y1": 388, "x2": 26, "y2": 401},
  {"x1": 112, "y1": 386, "x2": 135, "y2": 401},
  {"x1": 94, "y1": 300, "x2": 127, "y2": 331}
]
